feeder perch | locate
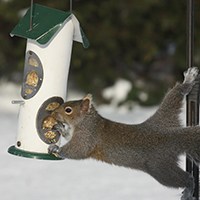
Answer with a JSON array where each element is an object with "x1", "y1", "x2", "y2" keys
[{"x1": 8, "y1": 3, "x2": 89, "y2": 160}]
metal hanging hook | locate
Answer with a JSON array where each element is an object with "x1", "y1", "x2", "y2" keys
[
  {"x1": 70, "y1": 0, "x2": 73, "y2": 13},
  {"x1": 30, "y1": 0, "x2": 34, "y2": 30}
]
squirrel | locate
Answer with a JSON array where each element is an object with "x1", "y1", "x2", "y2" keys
[{"x1": 48, "y1": 67, "x2": 200, "y2": 200}]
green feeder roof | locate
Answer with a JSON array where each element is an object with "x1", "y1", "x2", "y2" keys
[{"x1": 10, "y1": 3, "x2": 89, "y2": 47}]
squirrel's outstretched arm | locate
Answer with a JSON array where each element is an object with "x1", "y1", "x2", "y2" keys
[
  {"x1": 146, "y1": 159, "x2": 194, "y2": 200},
  {"x1": 49, "y1": 139, "x2": 87, "y2": 159},
  {"x1": 143, "y1": 67, "x2": 198, "y2": 128}
]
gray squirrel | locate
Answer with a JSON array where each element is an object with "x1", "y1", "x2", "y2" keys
[{"x1": 48, "y1": 67, "x2": 200, "y2": 200}]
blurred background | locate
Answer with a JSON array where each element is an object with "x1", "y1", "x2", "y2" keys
[
  {"x1": 1, "y1": 0, "x2": 200, "y2": 106},
  {"x1": 1, "y1": 1, "x2": 200, "y2": 200}
]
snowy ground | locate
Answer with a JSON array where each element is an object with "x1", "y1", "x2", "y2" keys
[{"x1": 0, "y1": 82, "x2": 184, "y2": 200}]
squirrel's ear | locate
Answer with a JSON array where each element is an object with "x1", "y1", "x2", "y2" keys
[{"x1": 81, "y1": 94, "x2": 93, "y2": 113}]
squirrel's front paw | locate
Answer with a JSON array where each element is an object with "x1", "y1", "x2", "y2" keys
[
  {"x1": 183, "y1": 67, "x2": 199, "y2": 84},
  {"x1": 53, "y1": 123, "x2": 71, "y2": 140},
  {"x1": 48, "y1": 144, "x2": 60, "y2": 154},
  {"x1": 53, "y1": 123, "x2": 65, "y2": 134}
]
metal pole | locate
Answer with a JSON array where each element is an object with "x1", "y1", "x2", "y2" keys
[
  {"x1": 70, "y1": 0, "x2": 72, "y2": 13},
  {"x1": 186, "y1": 0, "x2": 194, "y2": 175},
  {"x1": 186, "y1": 0, "x2": 199, "y2": 199},
  {"x1": 30, "y1": 0, "x2": 33, "y2": 30},
  {"x1": 186, "y1": 78, "x2": 200, "y2": 199}
]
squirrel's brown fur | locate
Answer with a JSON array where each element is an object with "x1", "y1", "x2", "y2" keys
[{"x1": 49, "y1": 67, "x2": 200, "y2": 200}]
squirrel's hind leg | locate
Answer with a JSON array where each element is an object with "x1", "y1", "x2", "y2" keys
[
  {"x1": 143, "y1": 67, "x2": 198, "y2": 128},
  {"x1": 182, "y1": 67, "x2": 199, "y2": 95},
  {"x1": 145, "y1": 161, "x2": 194, "y2": 193}
]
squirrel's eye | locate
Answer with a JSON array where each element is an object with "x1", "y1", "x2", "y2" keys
[{"x1": 65, "y1": 107, "x2": 72, "y2": 114}]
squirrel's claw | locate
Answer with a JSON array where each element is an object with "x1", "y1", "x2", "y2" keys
[{"x1": 48, "y1": 144, "x2": 60, "y2": 154}]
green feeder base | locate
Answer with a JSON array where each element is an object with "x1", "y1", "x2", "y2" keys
[{"x1": 8, "y1": 145, "x2": 62, "y2": 160}]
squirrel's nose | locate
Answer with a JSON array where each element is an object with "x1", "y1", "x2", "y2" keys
[
  {"x1": 51, "y1": 110, "x2": 59, "y2": 119},
  {"x1": 51, "y1": 110, "x2": 64, "y2": 123}
]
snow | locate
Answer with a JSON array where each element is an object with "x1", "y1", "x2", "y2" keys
[
  {"x1": 0, "y1": 82, "x2": 184, "y2": 200},
  {"x1": 102, "y1": 79, "x2": 132, "y2": 106}
]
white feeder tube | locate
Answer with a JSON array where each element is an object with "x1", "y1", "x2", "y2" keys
[{"x1": 15, "y1": 19, "x2": 74, "y2": 154}]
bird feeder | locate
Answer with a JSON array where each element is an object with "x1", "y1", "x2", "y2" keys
[{"x1": 8, "y1": 3, "x2": 89, "y2": 160}]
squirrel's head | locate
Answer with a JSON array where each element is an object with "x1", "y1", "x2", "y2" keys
[{"x1": 51, "y1": 94, "x2": 93, "y2": 126}]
